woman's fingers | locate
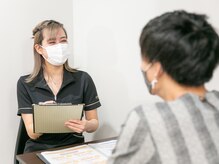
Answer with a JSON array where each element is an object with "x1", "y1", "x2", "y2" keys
[{"x1": 65, "y1": 120, "x2": 87, "y2": 133}]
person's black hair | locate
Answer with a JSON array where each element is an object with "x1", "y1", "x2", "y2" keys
[{"x1": 140, "y1": 10, "x2": 219, "y2": 86}]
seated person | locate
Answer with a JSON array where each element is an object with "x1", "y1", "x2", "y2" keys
[
  {"x1": 108, "y1": 10, "x2": 219, "y2": 163},
  {"x1": 17, "y1": 20, "x2": 101, "y2": 153}
]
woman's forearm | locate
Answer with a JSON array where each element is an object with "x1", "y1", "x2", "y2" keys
[
  {"x1": 85, "y1": 119, "x2": 99, "y2": 133},
  {"x1": 26, "y1": 123, "x2": 42, "y2": 139}
]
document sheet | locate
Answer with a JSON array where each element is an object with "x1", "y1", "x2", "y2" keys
[
  {"x1": 37, "y1": 139, "x2": 117, "y2": 164},
  {"x1": 33, "y1": 104, "x2": 83, "y2": 133},
  {"x1": 88, "y1": 140, "x2": 117, "y2": 157}
]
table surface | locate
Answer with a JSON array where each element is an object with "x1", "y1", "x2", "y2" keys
[{"x1": 16, "y1": 137, "x2": 117, "y2": 164}]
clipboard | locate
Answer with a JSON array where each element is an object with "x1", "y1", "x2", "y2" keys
[{"x1": 33, "y1": 104, "x2": 84, "y2": 133}]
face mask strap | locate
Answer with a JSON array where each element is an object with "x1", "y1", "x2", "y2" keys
[
  {"x1": 144, "y1": 63, "x2": 152, "y2": 72},
  {"x1": 151, "y1": 79, "x2": 158, "y2": 89}
]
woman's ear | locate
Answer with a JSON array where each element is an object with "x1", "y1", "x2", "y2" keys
[
  {"x1": 34, "y1": 44, "x2": 43, "y2": 55},
  {"x1": 153, "y1": 62, "x2": 163, "y2": 78}
]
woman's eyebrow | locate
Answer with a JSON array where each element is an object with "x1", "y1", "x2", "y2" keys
[
  {"x1": 47, "y1": 38, "x2": 56, "y2": 42},
  {"x1": 59, "y1": 36, "x2": 67, "y2": 39}
]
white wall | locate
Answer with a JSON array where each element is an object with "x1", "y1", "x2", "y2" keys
[
  {"x1": 2, "y1": 0, "x2": 219, "y2": 163},
  {"x1": 72, "y1": 0, "x2": 219, "y2": 141},
  {"x1": 0, "y1": 0, "x2": 73, "y2": 163}
]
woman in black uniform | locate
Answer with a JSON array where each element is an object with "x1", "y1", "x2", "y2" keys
[{"x1": 17, "y1": 20, "x2": 101, "y2": 153}]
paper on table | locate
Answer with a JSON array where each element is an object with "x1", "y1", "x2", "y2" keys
[
  {"x1": 88, "y1": 140, "x2": 117, "y2": 157},
  {"x1": 33, "y1": 104, "x2": 84, "y2": 133},
  {"x1": 37, "y1": 144, "x2": 107, "y2": 164}
]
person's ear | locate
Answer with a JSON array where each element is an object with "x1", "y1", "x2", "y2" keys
[
  {"x1": 34, "y1": 44, "x2": 43, "y2": 55},
  {"x1": 141, "y1": 58, "x2": 150, "y2": 72},
  {"x1": 153, "y1": 62, "x2": 163, "y2": 78}
]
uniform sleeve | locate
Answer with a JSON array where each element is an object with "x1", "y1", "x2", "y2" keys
[
  {"x1": 82, "y1": 72, "x2": 101, "y2": 110},
  {"x1": 107, "y1": 106, "x2": 156, "y2": 164},
  {"x1": 17, "y1": 77, "x2": 33, "y2": 115}
]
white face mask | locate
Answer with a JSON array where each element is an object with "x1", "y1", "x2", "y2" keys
[{"x1": 42, "y1": 43, "x2": 70, "y2": 66}]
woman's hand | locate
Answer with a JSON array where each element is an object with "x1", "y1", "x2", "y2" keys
[
  {"x1": 65, "y1": 109, "x2": 99, "y2": 133},
  {"x1": 65, "y1": 118, "x2": 99, "y2": 133},
  {"x1": 65, "y1": 119, "x2": 88, "y2": 133}
]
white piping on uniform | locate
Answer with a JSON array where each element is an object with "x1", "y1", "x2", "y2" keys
[
  {"x1": 18, "y1": 107, "x2": 32, "y2": 110},
  {"x1": 85, "y1": 101, "x2": 100, "y2": 107}
]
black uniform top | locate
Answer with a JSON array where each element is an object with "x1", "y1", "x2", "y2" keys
[{"x1": 17, "y1": 69, "x2": 101, "y2": 152}]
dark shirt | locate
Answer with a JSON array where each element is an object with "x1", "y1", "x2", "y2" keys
[{"x1": 17, "y1": 69, "x2": 101, "y2": 152}]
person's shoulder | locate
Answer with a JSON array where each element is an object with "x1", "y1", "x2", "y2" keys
[
  {"x1": 17, "y1": 74, "x2": 30, "y2": 83},
  {"x1": 209, "y1": 90, "x2": 219, "y2": 96},
  {"x1": 134, "y1": 102, "x2": 162, "y2": 112},
  {"x1": 17, "y1": 74, "x2": 31, "y2": 89},
  {"x1": 131, "y1": 101, "x2": 168, "y2": 120},
  {"x1": 71, "y1": 70, "x2": 93, "y2": 81},
  {"x1": 205, "y1": 90, "x2": 219, "y2": 102},
  {"x1": 131, "y1": 103, "x2": 158, "y2": 117},
  {"x1": 71, "y1": 70, "x2": 89, "y2": 77}
]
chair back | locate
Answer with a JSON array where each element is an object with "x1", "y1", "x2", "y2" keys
[{"x1": 14, "y1": 119, "x2": 29, "y2": 164}]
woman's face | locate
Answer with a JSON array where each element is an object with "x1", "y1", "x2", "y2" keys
[{"x1": 40, "y1": 28, "x2": 68, "y2": 58}]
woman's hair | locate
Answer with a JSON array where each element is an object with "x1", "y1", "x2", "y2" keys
[
  {"x1": 26, "y1": 20, "x2": 76, "y2": 83},
  {"x1": 140, "y1": 10, "x2": 219, "y2": 86}
]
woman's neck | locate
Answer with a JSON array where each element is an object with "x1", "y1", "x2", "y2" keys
[
  {"x1": 43, "y1": 64, "x2": 64, "y2": 96},
  {"x1": 43, "y1": 64, "x2": 64, "y2": 77}
]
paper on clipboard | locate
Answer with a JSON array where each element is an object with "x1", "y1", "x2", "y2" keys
[{"x1": 33, "y1": 104, "x2": 84, "y2": 133}]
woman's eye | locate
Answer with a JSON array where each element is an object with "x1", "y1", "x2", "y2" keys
[
  {"x1": 48, "y1": 42, "x2": 56, "y2": 45},
  {"x1": 61, "y1": 40, "x2": 67, "y2": 43}
]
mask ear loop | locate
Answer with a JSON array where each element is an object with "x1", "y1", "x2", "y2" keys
[
  {"x1": 144, "y1": 63, "x2": 152, "y2": 72},
  {"x1": 151, "y1": 64, "x2": 162, "y2": 89},
  {"x1": 151, "y1": 78, "x2": 158, "y2": 89}
]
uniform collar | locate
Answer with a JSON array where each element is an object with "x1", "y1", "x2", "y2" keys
[
  {"x1": 34, "y1": 68, "x2": 76, "y2": 89},
  {"x1": 62, "y1": 69, "x2": 76, "y2": 87}
]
